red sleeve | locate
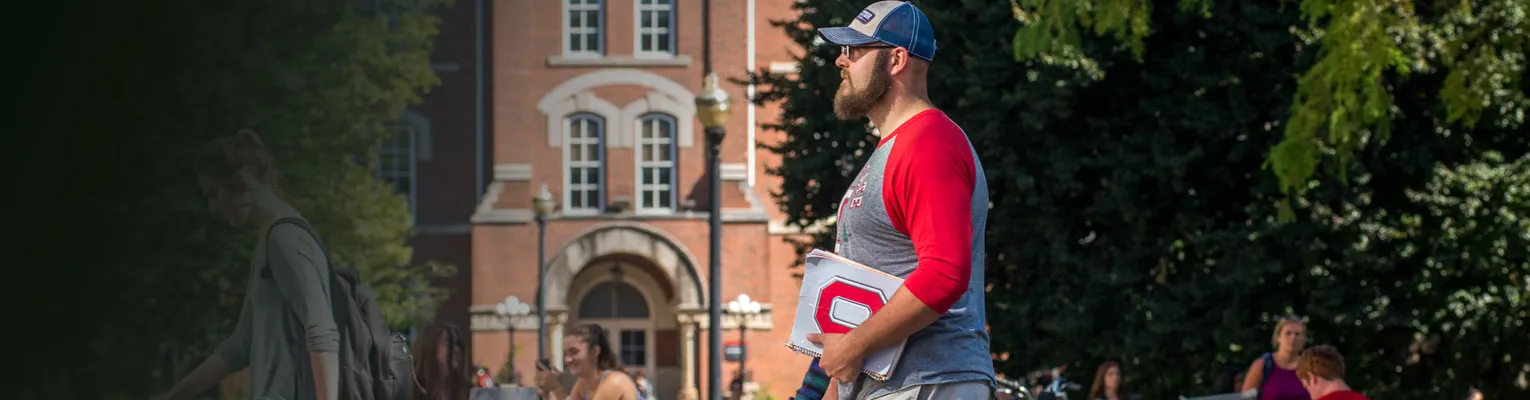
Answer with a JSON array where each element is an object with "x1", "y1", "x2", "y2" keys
[{"x1": 882, "y1": 114, "x2": 976, "y2": 314}]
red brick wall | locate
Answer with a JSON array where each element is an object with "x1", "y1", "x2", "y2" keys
[{"x1": 473, "y1": 0, "x2": 825, "y2": 398}]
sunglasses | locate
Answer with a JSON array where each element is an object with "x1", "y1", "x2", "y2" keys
[{"x1": 841, "y1": 44, "x2": 896, "y2": 57}]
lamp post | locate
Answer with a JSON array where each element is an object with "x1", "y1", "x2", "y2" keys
[
  {"x1": 696, "y1": 0, "x2": 732, "y2": 396},
  {"x1": 696, "y1": 74, "x2": 732, "y2": 400},
  {"x1": 496, "y1": 295, "x2": 532, "y2": 384},
  {"x1": 532, "y1": 184, "x2": 557, "y2": 361},
  {"x1": 725, "y1": 293, "x2": 762, "y2": 393}
]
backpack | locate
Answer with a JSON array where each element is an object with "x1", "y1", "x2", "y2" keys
[
  {"x1": 1258, "y1": 352, "x2": 1274, "y2": 391},
  {"x1": 263, "y1": 217, "x2": 414, "y2": 400}
]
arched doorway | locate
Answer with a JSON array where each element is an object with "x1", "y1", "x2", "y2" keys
[
  {"x1": 574, "y1": 264, "x2": 655, "y2": 378},
  {"x1": 542, "y1": 222, "x2": 707, "y2": 400}
]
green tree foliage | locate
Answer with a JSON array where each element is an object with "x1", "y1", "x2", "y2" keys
[
  {"x1": 752, "y1": 0, "x2": 1527, "y2": 399},
  {"x1": 17, "y1": 0, "x2": 455, "y2": 398},
  {"x1": 1014, "y1": 0, "x2": 1527, "y2": 217}
]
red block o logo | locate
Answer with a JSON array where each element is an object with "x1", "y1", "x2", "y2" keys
[{"x1": 813, "y1": 279, "x2": 888, "y2": 334}]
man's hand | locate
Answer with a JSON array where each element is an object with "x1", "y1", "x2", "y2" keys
[{"x1": 806, "y1": 333, "x2": 866, "y2": 384}]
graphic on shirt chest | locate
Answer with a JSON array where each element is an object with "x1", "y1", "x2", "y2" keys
[{"x1": 834, "y1": 168, "x2": 872, "y2": 253}]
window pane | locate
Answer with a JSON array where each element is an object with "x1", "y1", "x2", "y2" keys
[
  {"x1": 659, "y1": 119, "x2": 674, "y2": 138},
  {"x1": 658, "y1": 169, "x2": 671, "y2": 185},
  {"x1": 641, "y1": 10, "x2": 652, "y2": 27},
  {"x1": 585, "y1": 11, "x2": 599, "y2": 31},
  {"x1": 569, "y1": 33, "x2": 582, "y2": 51},
  {"x1": 657, "y1": 33, "x2": 670, "y2": 52},
  {"x1": 658, "y1": 190, "x2": 671, "y2": 208},
  {"x1": 571, "y1": 168, "x2": 584, "y2": 185},
  {"x1": 642, "y1": 168, "x2": 654, "y2": 185},
  {"x1": 571, "y1": 144, "x2": 584, "y2": 162},
  {"x1": 586, "y1": 168, "x2": 599, "y2": 186},
  {"x1": 657, "y1": 11, "x2": 669, "y2": 29},
  {"x1": 659, "y1": 143, "x2": 672, "y2": 161},
  {"x1": 585, "y1": 34, "x2": 598, "y2": 52},
  {"x1": 642, "y1": 144, "x2": 654, "y2": 162},
  {"x1": 586, "y1": 190, "x2": 600, "y2": 210},
  {"x1": 571, "y1": 191, "x2": 585, "y2": 209}
]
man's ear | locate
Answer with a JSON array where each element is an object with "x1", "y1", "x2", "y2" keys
[{"x1": 888, "y1": 47, "x2": 911, "y2": 76}]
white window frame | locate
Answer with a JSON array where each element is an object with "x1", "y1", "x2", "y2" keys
[
  {"x1": 563, "y1": 0, "x2": 604, "y2": 57},
  {"x1": 633, "y1": 0, "x2": 675, "y2": 58},
  {"x1": 377, "y1": 124, "x2": 418, "y2": 221},
  {"x1": 634, "y1": 113, "x2": 678, "y2": 213},
  {"x1": 563, "y1": 113, "x2": 606, "y2": 215}
]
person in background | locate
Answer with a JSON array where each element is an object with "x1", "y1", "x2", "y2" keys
[
  {"x1": 1241, "y1": 315, "x2": 1312, "y2": 400},
  {"x1": 411, "y1": 322, "x2": 469, "y2": 400},
  {"x1": 536, "y1": 323, "x2": 640, "y2": 400},
  {"x1": 162, "y1": 130, "x2": 340, "y2": 400},
  {"x1": 790, "y1": 358, "x2": 833, "y2": 400},
  {"x1": 1087, "y1": 361, "x2": 1140, "y2": 400},
  {"x1": 1294, "y1": 345, "x2": 1369, "y2": 400},
  {"x1": 631, "y1": 369, "x2": 655, "y2": 400},
  {"x1": 476, "y1": 366, "x2": 496, "y2": 388}
]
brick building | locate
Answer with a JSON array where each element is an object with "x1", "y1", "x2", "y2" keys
[{"x1": 400, "y1": 0, "x2": 825, "y2": 399}]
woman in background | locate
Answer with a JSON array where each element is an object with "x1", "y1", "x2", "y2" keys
[
  {"x1": 413, "y1": 322, "x2": 470, "y2": 400},
  {"x1": 1241, "y1": 315, "x2": 1312, "y2": 400},
  {"x1": 536, "y1": 323, "x2": 640, "y2": 400},
  {"x1": 1087, "y1": 361, "x2": 1140, "y2": 400}
]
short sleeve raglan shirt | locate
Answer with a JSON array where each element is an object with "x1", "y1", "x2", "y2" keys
[{"x1": 832, "y1": 108, "x2": 994, "y2": 396}]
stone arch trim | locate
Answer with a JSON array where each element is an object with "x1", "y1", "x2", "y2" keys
[
  {"x1": 543, "y1": 221, "x2": 705, "y2": 312},
  {"x1": 542, "y1": 91, "x2": 621, "y2": 149},
  {"x1": 537, "y1": 69, "x2": 696, "y2": 149}
]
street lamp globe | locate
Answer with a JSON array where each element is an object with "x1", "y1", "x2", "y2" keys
[
  {"x1": 532, "y1": 184, "x2": 558, "y2": 216},
  {"x1": 694, "y1": 73, "x2": 732, "y2": 129}
]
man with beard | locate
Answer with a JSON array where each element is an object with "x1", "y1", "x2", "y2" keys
[{"x1": 801, "y1": 1, "x2": 994, "y2": 399}]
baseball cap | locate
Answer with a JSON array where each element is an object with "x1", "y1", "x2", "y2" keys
[{"x1": 817, "y1": 1, "x2": 937, "y2": 61}]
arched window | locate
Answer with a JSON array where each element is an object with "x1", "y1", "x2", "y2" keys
[
  {"x1": 577, "y1": 279, "x2": 650, "y2": 367},
  {"x1": 378, "y1": 111, "x2": 430, "y2": 221},
  {"x1": 577, "y1": 281, "x2": 650, "y2": 319},
  {"x1": 635, "y1": 113, "x2": 678, "y2": 212},
  {"x1": 565, "y1": 113, "x2": 606, "y2": 214}
]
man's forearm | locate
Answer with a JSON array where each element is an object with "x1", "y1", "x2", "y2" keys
[
  {"x1": 166, "y1": 354, "x2": 233, "y2": 400},
  {"x1": 842, "y1": 286, "x2": 941, "y2": 356},
  {"x1": 310, "y1": 351, "x2": 339, "y2": 400}
]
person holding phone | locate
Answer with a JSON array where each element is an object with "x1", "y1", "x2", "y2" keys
[{"x1": 536, "y1": 323, "x2": 643, "y2": 400}]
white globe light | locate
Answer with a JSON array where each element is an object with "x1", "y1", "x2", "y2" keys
[
  {"x1": 738, "y1": 294, "x2": 751, "y2": 303},
  {"x1": 496, "y1": 303, "x2": 508, "y2": 315}
]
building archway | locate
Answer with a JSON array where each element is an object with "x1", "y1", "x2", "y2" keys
[{"x1": 543, "y1": 222, "x2": 705, "y2": 400}]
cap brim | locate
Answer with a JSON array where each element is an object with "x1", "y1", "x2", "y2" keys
[{"x1": 817, "y1": 26, "x2": 882, "y2": 46}]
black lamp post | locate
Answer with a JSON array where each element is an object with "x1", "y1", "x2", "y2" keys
[
  {"x1": 532, "y1": 184, "x2": 558, "y2": 361},
  {"x1": 696, "y1": 0, "x2": 732, "y2": 398}
]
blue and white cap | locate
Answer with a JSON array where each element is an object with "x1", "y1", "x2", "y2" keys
[{"x1": 817, "y1": 1, "x2": 937, "y2": 61}]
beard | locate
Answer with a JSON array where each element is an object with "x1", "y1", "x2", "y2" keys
[{"x1": 833, "y1": 50, "x2": 892, "y2": 120}]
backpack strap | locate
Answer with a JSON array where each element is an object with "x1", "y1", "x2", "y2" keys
[
  {"x1": 1258, "y1": 352, "x2": 1274, "y2": 391},
  {"x1": 261, "y1": 217, "x2": 332, "y2": 279}
]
